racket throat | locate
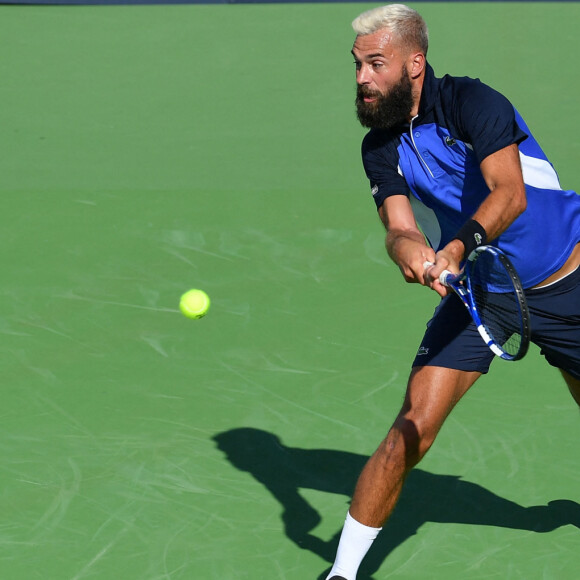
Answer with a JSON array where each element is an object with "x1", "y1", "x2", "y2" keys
[{"x1": 476, "y1": 324, "x2": 505, "y2": 358}]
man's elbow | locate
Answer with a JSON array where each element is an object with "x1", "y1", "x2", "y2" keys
[{"x1": 514, "y1": 184, "x2": 527, "y2": 217}]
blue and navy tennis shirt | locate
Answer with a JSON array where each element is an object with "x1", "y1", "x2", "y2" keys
[{"x1": 362, "y1": 63, "x2": 580, "y2": 288}]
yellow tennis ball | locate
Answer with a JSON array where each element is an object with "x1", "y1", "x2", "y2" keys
[{"x1": 179, "y1": 289, "x2": 210, "y2": 319}]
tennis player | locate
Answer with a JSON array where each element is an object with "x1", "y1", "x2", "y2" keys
[{"x1": 324, "y1": 4, "x2": 580, "y2": 579}]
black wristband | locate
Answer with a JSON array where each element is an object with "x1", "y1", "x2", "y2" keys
[{"x1": 453, "y1": 219, "x2": 487, "y2": 259}]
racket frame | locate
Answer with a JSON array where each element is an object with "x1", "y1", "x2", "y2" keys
[{"x1": 433, "y1": 246, "x2": 531, "y2": 361}]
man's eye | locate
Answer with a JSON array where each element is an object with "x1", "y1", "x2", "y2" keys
[{"x1": 372, "y1": 62, "x2": 384, "y2": 69}]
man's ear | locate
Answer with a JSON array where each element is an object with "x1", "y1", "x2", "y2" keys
[{"x1": 409, "y1": 52, "x2": 426, "y2": 79}]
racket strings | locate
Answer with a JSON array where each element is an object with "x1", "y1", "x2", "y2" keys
[
  {"x1": 470, "y1": 252, "x2": 526, "y2": 357},
  {"x1": 471, "y1": 287, "x2": 523, "y2": 355}
]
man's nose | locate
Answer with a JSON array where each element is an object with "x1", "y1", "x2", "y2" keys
[{"x1": 356, "y1": 64, "x2": 371, "y2": 85}]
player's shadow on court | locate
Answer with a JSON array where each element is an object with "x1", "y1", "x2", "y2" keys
[{"x1": 213, "y1": 427, "x2": 580, "y2": 580}]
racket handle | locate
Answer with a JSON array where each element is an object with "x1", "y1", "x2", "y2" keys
[
  {"x1": 438, "y1": 270, "x2": 452, "y2": 287},
  {"x1": 423, "y1": 261, "x2": 452, "y2": 287}
]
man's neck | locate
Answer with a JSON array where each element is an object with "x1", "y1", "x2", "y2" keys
[{"x1": 409, "y1": 73, "x2": 425, "y2": 119}]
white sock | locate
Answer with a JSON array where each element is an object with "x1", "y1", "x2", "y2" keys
[{"x1": 326, "y1": 511, "x2": 382, "y2": 580}]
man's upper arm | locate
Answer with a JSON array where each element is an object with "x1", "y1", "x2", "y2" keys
[{"x1": 479, "y1": 143, "x2": 525, "y2": 195}]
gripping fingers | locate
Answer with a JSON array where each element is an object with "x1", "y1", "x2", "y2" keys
[
  {"x1": 423, "y1": 261, "x2": 435, "y2": 284},
  {"x1": 423, "y1": 261, "x2": 451, "y2": 287}
]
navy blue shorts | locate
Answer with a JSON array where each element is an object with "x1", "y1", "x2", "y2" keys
[{"x1": 412, "y1": 267, "x2": 580, "y2": 379}]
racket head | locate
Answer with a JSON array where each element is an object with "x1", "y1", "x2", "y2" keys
[{"x1": 464, "y1": 246, "x2": 531, "y2": 361}]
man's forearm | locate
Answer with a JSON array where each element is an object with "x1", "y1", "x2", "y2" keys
[{"x1": 386, "y1": 229, "x2": 429, "y2": 265}]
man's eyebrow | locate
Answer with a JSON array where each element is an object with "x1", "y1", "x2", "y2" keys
[{"x1": 351, "y1": 49, "x2": 385, "y2": 60}]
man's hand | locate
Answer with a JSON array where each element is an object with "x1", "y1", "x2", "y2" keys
[
  {"x1": 387, "y1": 234, "x2": 436, "y2": 284},
  {"x1": 422, "y1": 261, "x2": 450, "y2": 297},
  {"x1": 422, "y1": 240, "x2": 464, "y2": 297}
]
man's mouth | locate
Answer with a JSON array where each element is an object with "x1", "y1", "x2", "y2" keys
[{"x1": 358, "y1": 88, "x2": 381, "y2": 104}]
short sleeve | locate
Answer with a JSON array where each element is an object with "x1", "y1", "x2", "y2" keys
[
  {"x1": 452, "y1": 79, "x2": 528, "y2": 163},
  {"x1": 361, "y1": 130, "x2": 411, "y2": 209}
]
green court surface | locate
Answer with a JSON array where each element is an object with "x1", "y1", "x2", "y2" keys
[{"x1": 1, "y1": 2, "x2": 579, "y2": 578}]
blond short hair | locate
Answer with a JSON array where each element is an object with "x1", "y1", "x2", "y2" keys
[{"x1": 352, "y1": 4, "x2": 428, "y2": 55}]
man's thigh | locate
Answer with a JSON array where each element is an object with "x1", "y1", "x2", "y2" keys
[{"x1": 527, "y1": 267, "x2": 580, "y2": 380}]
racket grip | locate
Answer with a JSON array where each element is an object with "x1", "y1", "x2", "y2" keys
[
  {"x1": 424, "y1": 262, "x2": 452, "y2": 287},
  {"x1": 438, "y1": 270, "x2": 452, "y2": 286}
]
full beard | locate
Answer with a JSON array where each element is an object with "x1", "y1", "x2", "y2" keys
[{"x1": 356, "y1": 68, "x2": 414, "y2": 130}]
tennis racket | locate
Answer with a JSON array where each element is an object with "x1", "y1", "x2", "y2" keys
[{"x1": 424, "y1": 245, "x2": 531, "y2": 361}]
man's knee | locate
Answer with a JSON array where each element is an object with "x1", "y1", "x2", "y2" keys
[{"x1": 388, "y1": 414, "x2": 436, "y2": 469}]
